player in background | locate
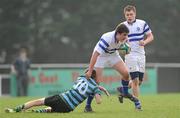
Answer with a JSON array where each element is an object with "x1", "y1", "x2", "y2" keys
[
  {"x1": 5, "y1": 70, "x2": 109, "y2": 113},
  {"x1": 84, "y1": 24, "x2": 140, "y2": 112},
  {"x1": 11, "y1": 48, "x2": 31, "y2": 96},
  {"x1": 117, "y1": 5, "x2": 154, "y2": 110}
]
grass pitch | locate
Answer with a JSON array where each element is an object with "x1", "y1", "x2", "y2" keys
[{"x1": 0, "y1": 94, "x2": 180, "y2": 118}]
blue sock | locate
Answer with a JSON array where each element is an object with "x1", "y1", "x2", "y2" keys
[
  {"x1": 86, "y1": 94, "x2": 94, "y2": 108},
  {"x1": 121, "y1": 80, "x2": 129, "y2": 95},
  {"x1": 134, "y1": 100, "x2": 141, "y2": 108}
]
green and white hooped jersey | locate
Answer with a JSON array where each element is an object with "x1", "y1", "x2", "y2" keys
[{"x1": 61, "y1": 76, "x2": 101, "y2": 110}]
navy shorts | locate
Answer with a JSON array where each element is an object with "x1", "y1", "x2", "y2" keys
[{"x1": 129, "y1": 71, "x2": 144, "y2": 81}]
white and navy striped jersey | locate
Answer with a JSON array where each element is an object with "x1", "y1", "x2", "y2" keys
[
  {"x1": 94, "y1": 31, "x2": 124, "y2": 56},
  {"x1": 60, "y1": 76, "x2": 101, "y2": 110},
  {"x1": 123, "y1": 19, "x2": 152, "y2": 55}
]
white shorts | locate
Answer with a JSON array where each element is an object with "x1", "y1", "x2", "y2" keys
[
  {"x1": 125, "y1": 54, "x2": 146, "y2": 73},
  {"x1": 94, "y1": 55, "x2": 123, "y2": 68}
]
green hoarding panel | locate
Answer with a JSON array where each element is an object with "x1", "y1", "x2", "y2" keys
[
  {"x1": 28, "y1": 68, "x2": 157, "y2": 96},
  {"x1": 28, "y1": 69, "x2": 84, "y2": 96},
  {"x1": 10, "y1": 75, "x2": 17, "y2": 97},
  {"x1": 93, "y1": 68, "x2": 157, "y2": 94},
  {"x1": 140, "y1": 69, "x2": 157, "y2": 94}
]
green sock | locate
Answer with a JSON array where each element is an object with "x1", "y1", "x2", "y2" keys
[
  {"x1": 14, "y1": 104, "x2": 25, "y2": 112},
  {"x1": 33, "y1": 109, "x2": 49, "y2": 113}
]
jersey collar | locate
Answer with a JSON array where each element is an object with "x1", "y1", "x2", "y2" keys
[{"x1": 127, "y1": 19, "x2": 136, "y2": 25}]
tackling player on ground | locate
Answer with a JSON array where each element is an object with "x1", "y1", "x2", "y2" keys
[
  {"x1": 117, "y1": 5, "x2": 154, "y2": 110},
  {"x1": 84, "y1": 24, "x2": 140, "y2": 112},
  {"x1": 5, "y1": 70, "x2": 109, "y2": 113}
]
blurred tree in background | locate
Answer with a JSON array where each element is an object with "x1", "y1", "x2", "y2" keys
[{"x1": 0, "y1": 0, "x2": 179, "y2": 63}]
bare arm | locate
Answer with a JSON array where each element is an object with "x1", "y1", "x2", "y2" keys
[
  {"x1": 94, "y1": 94, "x2": 102, "y2": 104},
  {"x1": 86, "y1": 51, "x2": 100, "y2": 78},
  {"x1": 139, "y1": 32, "x2": 154, "y2": 46},
  {"x1": 99, "y1": 86, "x2": 110, "y2": 96}
]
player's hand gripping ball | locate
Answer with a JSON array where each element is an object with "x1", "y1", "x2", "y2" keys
[{"x1": 118, "y1": 42, "x2": 131, "y2": 55}]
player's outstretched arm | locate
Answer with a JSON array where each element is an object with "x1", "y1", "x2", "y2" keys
[
  {"x1": 98, "y1": 86, "x2": 110, "y2": 96},
  {"x1": 95, "y1": 94, "x2": 102, "y2": 104},
  {"x1": 86, "y1": 51, "x2": 100, "y2": 78}
]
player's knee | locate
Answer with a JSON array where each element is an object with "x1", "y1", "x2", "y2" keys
[
  {"x1": 121, "y1": 71, "x2": 129, "y2": 80},
  {"x1": 134, "y1": 82, "x2": 139, "y2": 87},
  {"x1": 132, "y1": 79, "x2": 139, "y2": 86},
  {"x1": 128, "y1": 80, "x2": 132, "y2": 88},
  {"x1": 36, "y1": 98, "x2": 45, "y2": 105}
]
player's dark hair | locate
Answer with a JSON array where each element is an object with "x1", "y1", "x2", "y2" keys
[
  {"x1": 91, "y1": 70, "x2": 96, "y2": 79},
  {"x1": 84, "y1": 69, "x2": 96, "y2": 79},
  {"x1": 115, "y1": 24, "x2": 129, "y2": 34},
  {"x1": 124, "y1": 5, "x2": 136, "y2": 13}
]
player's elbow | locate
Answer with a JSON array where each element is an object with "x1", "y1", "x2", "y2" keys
[
  {"x1": 149, "y1": 33, "x2": 154, "y2": 41},
  {"x1": 151, "y1": 34, "x2": 154, "y2": 41},
  {"x1": 146, "y1": 33, "x2": 154, "y2": 43}
]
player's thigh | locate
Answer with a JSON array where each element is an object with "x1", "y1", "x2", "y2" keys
[
  {"x1": 137, "y1": 56, "x2": 145, "y2": 84},
  {"x1": 138, "y1": 55, "x2": 146, "y2": 73},
  {"x1": 94, "y1": 56, "x2": 107, "y2": 68},
  {"x1": 37, "y1": 98, "x2": 45, "y2": 105},
  {"x1": 112, "y1": 60, "x2": 129, "y2": 80},
  {"x1": 44, "y1": 95, "x2": 72, "y2": 112},
  {"x1": 108, "y1": 55, "x2": 123, "y2": 67},
  {"x1": 125, "y1": 55, "x2": 139, "y2": 72},
  {"x1": 29, "y1": 98, "x2": 45, "y2": 105},
  {"x1": 132, "y1": 78, "x2": 139, "y2": 86},
  {"x1": 94, "y1": 67, "x2": 103, "y2": 83}
]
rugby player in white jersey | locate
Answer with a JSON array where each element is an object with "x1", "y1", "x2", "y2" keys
[
  {"x1": 84, "y1": 24, "x2": 140, "y2": 112},
  {"x1": 117, "y1": 5, "x2": 154, "y2": 110}
]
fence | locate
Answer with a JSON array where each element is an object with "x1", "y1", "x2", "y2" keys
[{"x1": 0, "y1": 63, "x2": 180, "y2": 96}]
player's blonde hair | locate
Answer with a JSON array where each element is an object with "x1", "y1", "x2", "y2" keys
[{"x1": 124, "y1": 5, "x2": 136, "y2": 13}]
